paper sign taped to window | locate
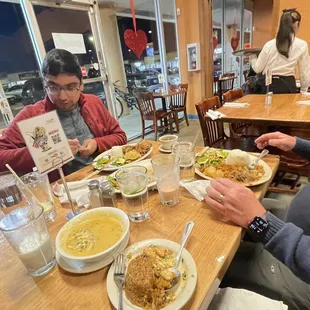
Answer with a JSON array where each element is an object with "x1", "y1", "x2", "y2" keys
[
  {"x1": 265, "y1": 69, "x2": 272, "y2": 86},
  {"x1": 17, "y1": 111, "x2": 74, "y2": 174},
  {"x1": 52, "y1": 33, "x2": 86, "y2": 54}
]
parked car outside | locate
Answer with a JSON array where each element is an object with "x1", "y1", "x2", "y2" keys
[
  {"x1": 22, "y1": 78, "x2": 45, "y2": 106},
  {"x1": 5, "y1": 84, "x2": 24, "y2": 105}
]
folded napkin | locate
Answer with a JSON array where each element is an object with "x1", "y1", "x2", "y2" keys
[
  {"x1": 223, "y1": 102, "x2": 250, "y2": 108},
  {"x1": 209, "y1": 288, "x2": 288, "y2": 310},
  {"x1": 296, "y1": 100, "x2": 310, "y2": 105},
  {"x1": 181, "y1": 180, "x2": 210, "y2": 201},
  {"x1": 206, "y1": 109, "x2": 226, "y2": 120}
]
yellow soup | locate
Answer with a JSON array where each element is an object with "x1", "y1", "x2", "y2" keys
[{"x1": 60, "y1": 215, "x2": 123, "y2": 257}]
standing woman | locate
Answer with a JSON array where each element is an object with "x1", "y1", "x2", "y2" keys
[{"x1": 251, "y1": 8, "x2": 309, "y2": 94}]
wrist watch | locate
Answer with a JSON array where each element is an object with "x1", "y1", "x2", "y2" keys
[{"x1": 247, "y1": 212, "x2": 269, "y2": 239}]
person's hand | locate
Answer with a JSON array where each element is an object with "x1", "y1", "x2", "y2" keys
[
  {"x1": 205, "y1": 178, "x2": 266, "y2": 228},
  {"x1": 255, "y1": 132, "x2": 296, "y2": 151},
  {"x1": 68, "y1": 138, "x2": 80, "y2": 155},
  {"x1": 79, "y1": 139, "x2": 98, "y2": 156}
]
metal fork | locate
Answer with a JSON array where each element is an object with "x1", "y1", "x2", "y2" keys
[
  {"x1": 248, "y1": 149, "x2": 269, "y2": 170},
  {"x1": 114, "y1": 254, "x2": 126, "y2": 310}
]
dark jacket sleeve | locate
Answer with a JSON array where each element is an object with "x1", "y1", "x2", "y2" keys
[
  {"x1": 292, "y1": 137, "x2": 310, "y2": 160},
  {"x1": 263, "y1": 212, "x2": 310, "y2": 285},
  {"x1": 0, "y1": 106, "x2": 35, "y2": 174}
]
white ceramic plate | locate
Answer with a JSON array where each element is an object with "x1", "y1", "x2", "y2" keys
[
  {"x1": 107, "y1": 238, "x2": 197, "y2": 310},
  {"x1": 108, "y1": 159, "x2": 156, "y2": 194},
  {"x1": 56, "y1": 232, "x2": 129, "y2": 274},
  {"x1": 93, "y1": 144, "x2": 153, "y2": 172},
  {"x1": 195, "y1": 149, "x2": 272, "y2": 187}
]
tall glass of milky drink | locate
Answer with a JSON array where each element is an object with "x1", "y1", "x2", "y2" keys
[
  {"x1": 19, "y1": 172, "x2": 56, "y2": 222},
  {"x1": 0, "y1": 204, "x2": 56, "y2": 277},
  {"x1": 151, "y1": 154, "x2": 180, "y2": 206}
]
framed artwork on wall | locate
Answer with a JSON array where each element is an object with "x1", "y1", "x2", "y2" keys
[{"x1": 187, "y1": 43, "x2": 201, "y2": 71}]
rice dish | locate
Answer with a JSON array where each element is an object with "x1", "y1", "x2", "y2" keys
[
  {"x1": 111, "y1": 146, "x2": 124, "y2": 159},
  {"x1": 226, "y1": 149, "x2": 251, "y2": 166}
]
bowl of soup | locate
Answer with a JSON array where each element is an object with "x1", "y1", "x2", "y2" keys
[
  {"x1": 56, "y1": 207, "x2": 129, "y2": 263},
  {"x1": 158, "y1": 134, "x2": 178, "y2": 150}
]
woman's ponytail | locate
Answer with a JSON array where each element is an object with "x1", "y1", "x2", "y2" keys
[{"x1": 276, "y1": 9, "x2": 301, "y2": 58}]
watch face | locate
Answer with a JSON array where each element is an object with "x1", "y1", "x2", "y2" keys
[{"x1": 248, "y1": 216, "x2": 269, "y2": 237}]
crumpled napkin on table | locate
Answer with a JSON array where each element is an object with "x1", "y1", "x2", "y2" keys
[
  {"x1": 181, "y1": 180, "x2": 210, "y2": 201},
  {"x1": 296, "y1": 100, "x2": 310, "y2": 105},
  {"x1": 206, "y1": 109, "x2": 226, "y2": 120},
  {"x1": 223, "y1": 102, "x2": 250, "y2": 108}
]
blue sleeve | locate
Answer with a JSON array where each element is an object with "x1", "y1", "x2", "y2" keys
[
  {"x1": 292, "y1": 137, "x2": 310, "y2": 160},
  {"x1": 263, "y1": 212, "x2": 310, "y2": 285}
]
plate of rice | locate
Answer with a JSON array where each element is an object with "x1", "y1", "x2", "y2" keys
[
  {"x1": 93, "y1": 141, "x2": 153, "y2": 172},
  {"x1": 106, "y1": 239, "x2": 197, "y2": 310},
  {"x1": 195, "y1": 148, "x2": 272, "y2": 187}
]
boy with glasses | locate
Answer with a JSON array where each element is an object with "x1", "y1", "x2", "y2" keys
[{"x1": 0, "y1": 49, "x2": 127, "y2": 180}]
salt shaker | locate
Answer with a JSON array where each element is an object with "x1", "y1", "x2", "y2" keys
[
  {"x1": 100, "y1": 181, "x2": 116, "y2": 208},
  {"x1": 265, "y1": 91, "x2": 273, "y2": 106},
  {"x1": 88, "y1": 180, "x2": 103, "y2": 208}
]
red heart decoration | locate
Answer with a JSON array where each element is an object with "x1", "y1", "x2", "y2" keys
[
  {"x1": 231, "y1": 37, "x2": 239, "y2": 51},
  {"x1": 124, "y1": 29, "x2": 147, "y2": 59},
  {"x1": 213, "y1": 36, "x2": 218, "y2": 50}
]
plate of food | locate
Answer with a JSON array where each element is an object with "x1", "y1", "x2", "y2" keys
[
  {"x1": 195, "y1": 148, "x2": 272, "y2": 187},
  {"x1": 106, "y1": 159, "x2": 156, "y2": 193},
  {"x1": 93, "y1": 141, "x2": 153, "y2": 172},
  {"x1": 107, "y1": 239, "x2": 197, "y2": 310}
]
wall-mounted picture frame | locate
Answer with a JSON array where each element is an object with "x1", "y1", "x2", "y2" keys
[{"x1": 187, "y1": 43, "x2": 201, "y2": 71}]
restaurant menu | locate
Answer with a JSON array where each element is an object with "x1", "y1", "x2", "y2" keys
[{"x1": 17, "y1": 111, "x2": 74, "y2": 174}]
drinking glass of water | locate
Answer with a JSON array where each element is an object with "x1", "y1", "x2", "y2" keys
[
  {"x1": 117, "y1": 171, "x2": 149, "y2": 222},
  {"x1": 171, "y1": 142, "x2": 195, "y2": 182},
  {"x1": 0, "y1": 204, "x2": 56, "y2": 277},
  {"x1": 151, "y1": 154, "x2": 180, "y2": 206},
  {"x1": 19, "y1": 172, "x2": 56, "y2": 222}
]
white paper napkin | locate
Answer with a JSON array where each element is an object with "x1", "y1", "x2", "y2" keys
[
  {"x1": 206, "y1": 109, "x2": 226, "y2": 120},
  {"x1": 296, "y1": 100, "x2": 310, "y2": 105},
  {"x1": 181, "y1": 180, "x2": 210, "y2": 201},
  {"x1": 223, "y1": 102, "x2": 250, "y2": 108}
]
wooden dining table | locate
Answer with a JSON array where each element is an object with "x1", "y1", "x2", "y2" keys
[
  {"x1": 0, "y1": 141, "x2": 280, "y2": 310},
  {"x1": 216, "y1": 93, "x2": 310, "y2": 128}
]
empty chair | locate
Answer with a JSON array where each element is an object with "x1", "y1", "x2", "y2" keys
[
  {"x1": 166, "y1": 84, "x2": 189, "y2": 132},
  {"x1": 195, "y1": 96, "x2": 257, "y2": 152},
  {"x1": 135, "y1": 92, "x2": 174, "y2": 141},
  {"x1": 218, "y1": 73, "x2": 235, "y2": 104}
]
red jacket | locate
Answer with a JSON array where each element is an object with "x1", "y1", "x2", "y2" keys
[{"x1": 0, "y1": 94, "x2": 127, "y2": 180}]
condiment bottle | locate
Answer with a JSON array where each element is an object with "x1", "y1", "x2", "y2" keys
[
  {"x1": 265, "y1": 91, "x2": 273, "y2": 107},
  {"x1": 88, "y1": 180, "x2": 103, "y2": 208},
  {"x1": 100, "y1": 181, "x2": 116, "y2": 208}
]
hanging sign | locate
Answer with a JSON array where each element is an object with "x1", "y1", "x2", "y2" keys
[
  {"x1": 17, "y1": 111, "x2": 74, "y2": 174},
  {"x1": 230, "y1": 24, "x2": 239, "y2": 51}
]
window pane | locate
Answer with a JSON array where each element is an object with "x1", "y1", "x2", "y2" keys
[{"x1": 0, "y1": 1, "x2": 41, "y2": 129}]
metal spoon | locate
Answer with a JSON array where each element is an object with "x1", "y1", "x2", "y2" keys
[
  {"x1": 248, "y1": 149, "x2": 269, "y2": 170},
  {"x1": 166, "y1": 221, "x2": 194, "y2": 290}
]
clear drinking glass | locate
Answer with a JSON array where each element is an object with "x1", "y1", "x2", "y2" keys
[
  {"x1": 20, "y1": 172, "x2": 56, "y2": 222},
  {"x1": 0, "y1": 204, "x2": 56, "y2": 277},
  {"x1": 171, "y1": 142, "x2": 195, "y2": 182},
  {"x1": 117, "y1": 171, "x2": 149, "y2": 222},
  {"x1": 151, "y1": 154, "x2": 180, "y2": 206}
]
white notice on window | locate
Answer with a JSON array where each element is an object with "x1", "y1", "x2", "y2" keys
[{"x1": 52, "y1": 33, "x2": 86, "y2": 54}]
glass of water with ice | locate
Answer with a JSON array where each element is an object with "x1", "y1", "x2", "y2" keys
[
  {"x1": 0, "y1": 204, "x2": 56, "y2": 277},
  {"x1": 117, "y1": 171, "x2": 149, "y2": 222},
  {"x1": 171, "y1": 142, "x2": 195, "y2": 182}
]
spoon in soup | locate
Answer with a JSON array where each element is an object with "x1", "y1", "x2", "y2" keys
[{"x1": 165, "y1": 221, "x2": 194, "y2": 291}]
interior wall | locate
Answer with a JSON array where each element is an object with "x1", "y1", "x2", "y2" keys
[
  {"x1": 252, "y1": 0, "x2": 274, "y2": 48},
  {"x1": 175, "y1": 0, "x2": 212, "y2": 115}
]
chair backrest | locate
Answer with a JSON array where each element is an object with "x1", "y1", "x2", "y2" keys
[
  {"x1": 223, "y1": 88, "x2": 244, "y2": 103},
  {"x1": 166, "y1": 90, "x2": 187, "y2": 110},
  {"x1": 135, "y1": 92, "x2": 156, "y2": 119},
  {"x1": 218, "y1": 73, "x2": 235, "y2": 98},
  {"x1": 195, "y1": 96, "x2": 225, "y2": 147},
  {"x1": 169, "y1": 83, "x2": 188, "y2": 91}
]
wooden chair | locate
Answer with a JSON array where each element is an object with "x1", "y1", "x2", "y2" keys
[
  {"x1": 223, "y1": 88, "x2": 261, "y2": 138},
  {"x1": 135, "y1": 92, "x2": 174, "y2": 141},
  {"x1": 166, "y1": 84, "x2": 189, "y2": 132},
  {"x1": 195, "y1": 96, "x2": 257, "y2": 152},
  {"x1": 218, "y1": 73, "x2": 235, "y2": 104}
]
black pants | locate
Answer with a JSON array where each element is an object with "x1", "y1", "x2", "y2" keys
[{"x1": 253, "y1": 75, "x2": 297, "y2": 94}]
